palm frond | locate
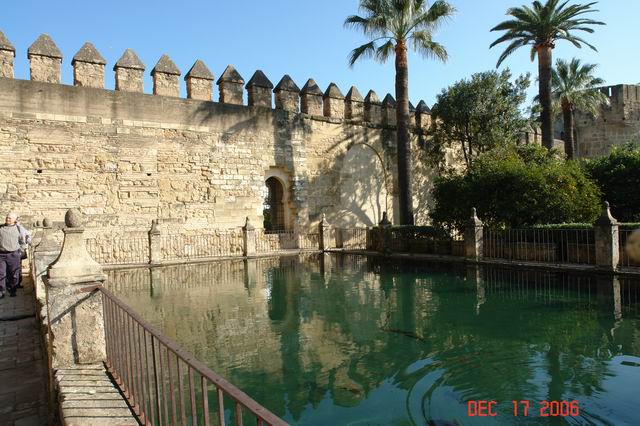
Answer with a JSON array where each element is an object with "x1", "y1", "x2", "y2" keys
[{"x1": 490, "y1": 0, "x2": 605, "y2": 67}]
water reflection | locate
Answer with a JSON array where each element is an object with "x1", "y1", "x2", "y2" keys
[{"x1": 107, "y1": 254, "x2": 640, "y2": 425}]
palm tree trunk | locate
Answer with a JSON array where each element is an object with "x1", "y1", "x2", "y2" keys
[
  {"x1": 537, "y1": 45, "x2": 554, "y2": 150},
  {"x1": 562, "y1": 103, "x2": 575, "y2": 159},
  {"x1": 395, "y1": 39, "x2": 414, "y2": 225}
]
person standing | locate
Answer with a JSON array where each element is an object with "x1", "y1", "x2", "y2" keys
[{"x1": 0, "y1": 212, "x2": 24, "y2": 298}]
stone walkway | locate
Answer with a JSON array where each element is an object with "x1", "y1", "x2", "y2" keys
[{"x1": 0, "y1": 278, "x2": 48, "y2": 426}]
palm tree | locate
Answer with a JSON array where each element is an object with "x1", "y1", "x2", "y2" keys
[
  {"x1": 490, "y1": 0, "x2": 604, "y2": 151},
  {"x1": 345, "y1": 0, "x2": 455, "y2": 225},
  {"x1": 551, "y1": 58, "x2": 608, "y2": 159}
]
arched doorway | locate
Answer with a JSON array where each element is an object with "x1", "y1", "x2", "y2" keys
[{"x1": 264, "y1": 176, "x2": 285, "y2": 232}]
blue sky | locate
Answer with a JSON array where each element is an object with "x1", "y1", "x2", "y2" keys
[{"x1": 3, "y1": 0, "x2": 638, "y2": 106}]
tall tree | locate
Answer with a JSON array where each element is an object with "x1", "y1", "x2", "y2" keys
[
  {"x1": 490, "y1": 0, "x2": 604, "y2": 151},
  {"x1": 428, "y1": 69, "x2": 530, "y2": 170},
  {"x1": 551, "y1": 58, "x2": 608, "y2": 159},
  {"x1": 346, "y1": 0, "x2": 455, "y2": 225}
]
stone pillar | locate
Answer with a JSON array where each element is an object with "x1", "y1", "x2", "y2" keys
[
  {"x1": 466, "y1": 265, "x2": 485, "y2": 315},
  {"x1": 243, "y1": 217, "x2": 256, "y2": 257},
  {"x1": 32, "y1": 218, "x2": 62, "y2": 308},
  {"x1": 323, "y1": 83, "x2": 345, "y2": 118},
  {"x1": 150, "y1": 267, "x2": 163, "y2": 298},
  {"x1": 300, "y1": 79, "x2": 323, "y2": 115},
  {"x1": 243, "y1": 259, "x2": 257, "y2": 290},
  {"x1": 0, "y1": 30, "x2": 16, "y2": 78},
  {"x1": 376, "y1": 212, "x2": 392, "y2": 254},
  {"x1": 595, "y1": 202, "x2": 619, "y2": 271},
  {"x1": 151, "y1": 54, "x2": 181, "y2": 97},
  {"x1": 416, "y1": 100, "x2": 431, "y2": 129},
  {"x1": 597, "y1": 275, "x2": 623, "y2": 323},
  {"x1": 28, "y1": 34, "x2": 62, "y2": 83},
  {"x1": 465, "y1": 208, "x2": 483, "y2": 260},
  {"x1": 46, "y1": 209, "x2": 107, "y2": 367},
  {"x1": 246, "y1": 70, "x2": 274, "y2": 108},
  {"x1": 364, "y1": 90, "x2": 382, "y2": 124},
  {"x1": 319, "y1": 252, "x2": 332, "y2": 285},
  {"x1": 148, "y1": 219, "x2": 162, "y2": 265},
  {"x1": 71, "y1": 42, "x2": 106, "y2": 88},
  {"x1": 274, "y1": 75, "x2": 300, "y2": 112},
  {"x1": 185, "y1": 59, "x2": 214, "y2": 101},
  {"x1": 114, "y1": 48, "x2": 145, "y2": 93},
  {"x1": 382, "y1": 94, "x2": 397, "y2": 126},
  {"x1": 217, "y1": 65, "x2": 244, "y2": 105},
  {"x1": 345, "y1": 86, "x2": 364, "y2": 121},
  {"x1": 318, "y1": 214, "x2": 331, "y2": 252}
]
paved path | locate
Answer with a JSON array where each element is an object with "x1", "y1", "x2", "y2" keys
[{"x1": 0, "y1": 277, "x2": 49, "y2": 426}]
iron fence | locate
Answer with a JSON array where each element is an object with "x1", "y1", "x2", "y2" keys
[
  {"x1": 298, "y1": 233, "x2": 320, "y2": 250},
  {"x1": 619, "y1": 228, "x2": 640, "y2": 269},
  {"x1": 337, "y1": 228, "x2": 368, "y2": 250},
  {"x1": 87, "y1": 237, "x2": 150, "y2": 265},
  {"x1": 388, "y1": 226, "x2": 462, "y2": 256},
  {"x1": 255, "y1": 231, "x2": 298, "y2": 253},
  {"x1": 100, "y1": 286, "x2": 287, "y2": 426},
  {"x1": 483, "y1": 228, "x2": 595, "y2": 265},
  {"x1": 161, "y1": 233, "x2": 243, "y2": 261}
]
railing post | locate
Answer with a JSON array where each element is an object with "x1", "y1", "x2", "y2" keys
[
  {"x1": 148, "y1": 219, "x2": 162, "y2": 265},
  {"x1": 594, "y1": 201, "x2": 619, "y2": 271},
  {"x1": 319, "y1": 214, "x2": 331, "y2": 252},
  {"x1": 465, "y1": 208, "x2": 483, "y2": 261},
  {"x1": 243, "y1": 217, "x2": 256, "y2": 257},
  {"x1": 46, "y1": 209, "x2": 108, "y2": 367}
]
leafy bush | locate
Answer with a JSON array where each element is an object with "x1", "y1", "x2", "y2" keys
[
  {"x1": 583, "y1": 143, "x2": 640, "y2": 222},
  {"x1": 430, "y1": 144, "x2": 602, "y2": 230}
]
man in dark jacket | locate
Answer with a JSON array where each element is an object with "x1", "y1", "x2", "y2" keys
[{"x1": 0, "y1": 212, "x2": 23, "y2": 298}]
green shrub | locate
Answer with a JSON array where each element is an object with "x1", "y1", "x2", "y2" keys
[
  {"x1": 430, "y1": 144, "x2": 602, "y2": 230},
  {"x1": 583, "y1": 143, "x2": 640, "y2": 222}
]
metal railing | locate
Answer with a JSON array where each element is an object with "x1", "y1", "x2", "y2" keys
[
  {"x1": 161, "y1": 233, "x2": 243, "y2": 261},
  {"x1": 619, "y1": 228, "x2": 640, "y2": 269},
  {"x1": 87, "y1": 237, "x2": 150, "y2": 265},
  {"x1": 388, "y1": 226, "x2": 462, "y2": 256},
  {"x1": 483, "y1": 228, "x2": 595, "y2": 265},
  {"x1": 255, "y1": 231, "x2": 298, "y2": 253},
  {"x1": 298, "y1": 233, "x2": 320, "y2": 250},
  {"x1": 100, "y1": 286, "x2": 287, "y2": 426},
  {"x1": 337, "y1": 228, "x2": 368, "y2": 250}
]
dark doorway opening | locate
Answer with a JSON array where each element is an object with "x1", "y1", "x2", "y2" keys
[{"x1": 264, "y1": 177, "x2": 285, "y2": 232}]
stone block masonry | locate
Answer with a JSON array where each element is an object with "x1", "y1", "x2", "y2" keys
[
  {"x1": 559, "y1": 84, "x2": 640, "y2": 158},
  {"x1": 0, "y1": 31, "x2": 440, "y2": 238}
]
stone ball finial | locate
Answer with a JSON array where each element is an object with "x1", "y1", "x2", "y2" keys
[
  {"x1": 469, "y1": 207, "x2": 483, "y2": 226},
  {"x1": 596, "y1": 200, "x2": 617, "y2": 226},
  {"x1": 243, "y1": 216, "x2": 255, "y2": 231},
  {"x1": 379, "y1": 211, "x2": 391, "y2": 227},
  {"x1": 64, "y1": 209, "x2": 84, "y2": 228},
  {"x1": 42, "y1": 218, "x2": 52, "y2": 228},
  {"x1": 35, "y1": 220, "x2": 42, "y2": 227}
]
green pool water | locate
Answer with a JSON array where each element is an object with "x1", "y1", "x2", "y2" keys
[{"x1": 108, "y1": 254, "x2": 640, "y2": 425}]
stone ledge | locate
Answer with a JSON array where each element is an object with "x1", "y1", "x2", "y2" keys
[{"x1": 55, "y1": 363, "x2": 138, "y2": 426}]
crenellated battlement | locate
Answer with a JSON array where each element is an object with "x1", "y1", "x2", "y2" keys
[
  {"x1": 0, "y1": 30, "x2": 432, "y2": 129},
  {"x1": 595, "y1": 84, "x2": 640, "y2": 122}
]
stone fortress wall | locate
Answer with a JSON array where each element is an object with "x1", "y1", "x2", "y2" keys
[
  {"x1": 0, "y1": 31, "x2": 438, "y2": 237},
  {"x1": 556, "y1": 84, "x2": 640, "y2": 158}
]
